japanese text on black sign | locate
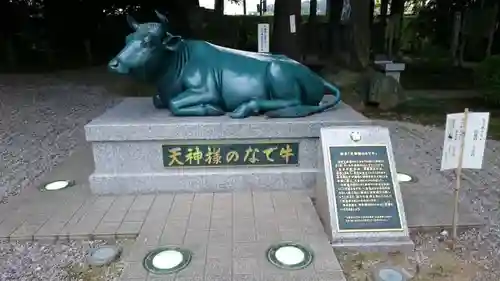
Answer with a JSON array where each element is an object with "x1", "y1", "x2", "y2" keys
[
  {"x1": 330, "y1": 146, "x2": 403, "y2": 232},
  {"x1": 163, "y1": 142, "x2": 299, "y2": 167}
]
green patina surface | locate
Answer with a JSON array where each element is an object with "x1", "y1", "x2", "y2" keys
[
  {"x1": 108, "y1": 11, "x2": 341, "y2": 119},
  {"x1": 162, "y1": 142, "x2": 299, "y2": 167}
]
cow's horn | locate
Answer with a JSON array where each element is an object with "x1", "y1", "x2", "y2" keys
[
  {"x1": 155, "y1": 10, "x2": 169, "y2": 27},
  {"x1": 127, "y1": 15, "x2": 139, "y2": 30}
]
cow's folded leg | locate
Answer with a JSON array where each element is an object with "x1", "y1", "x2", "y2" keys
[
  {"x1": 229, "y1": 99, "x2": 301, "y2": 118},
  {"x1": 255, "y1": 99, "x2": 301, "y2": 111},
  {"x1": 170, "y1": 104, "x2": 225, "y2": 116},
  {"x1": 261, "y1": 100, "x2": 315, "y2": 118},
  {"x1": 170, "y1": 89, "x2": 216, "y2": 109}
]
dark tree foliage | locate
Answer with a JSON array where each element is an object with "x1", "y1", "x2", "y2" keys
[
  {"x1": 0, "y1": 0, "x2": 202, "y2": 71},
  {"x1": 413, "y1": 0, "x2": 479, "y2": 49},
  {"x1": 3, "y1": 0, "x2": 497, "y2": 72}
]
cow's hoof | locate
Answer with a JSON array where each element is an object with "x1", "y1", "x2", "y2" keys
[
  {"x1": 229, "y1": 108, "x2": 248, "y2": 119},
  {"x1": 153, "y1": 95, "x2": 167, "y2": 109},
  {"x1": 229, "y1": 113, "x2": 246, "y2": 118},
  {"x1": 229, "y1": 104, "x2": 255, "y2": 118}
]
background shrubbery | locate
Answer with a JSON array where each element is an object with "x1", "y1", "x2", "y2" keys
[{"x1": 475, "y1": 55, "x2": 500, "y2": 105}]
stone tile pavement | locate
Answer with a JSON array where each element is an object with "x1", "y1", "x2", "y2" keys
[
  {"x1": 0, "y1": 186, "x2": 346, "y2": 281},
  {"x1": 0, "y1": 120, "x2": 489, "y2": 281}
]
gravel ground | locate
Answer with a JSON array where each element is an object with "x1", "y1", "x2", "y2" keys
[
  {"x1": 0, "y1": 240, "x2": 127, "y2": 281},
  {"x1": 1, "y1": 73, "x2": 500, "y2": 280},
  {"x1": 0, "y1": 74, "x2": 123, "y2": 281},
  {"x1": 0, "y1": 76, "x2": 121, "y2": 202},
  {"x1": 377, "y1": 120, "x2": 500, "y2": 281}
]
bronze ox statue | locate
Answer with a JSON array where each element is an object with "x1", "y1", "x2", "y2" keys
[{"x1": 108, "y1": 11, "x2": 342, "y2": 118}]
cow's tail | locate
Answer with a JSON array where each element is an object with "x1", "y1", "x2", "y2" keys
[
  {"x1": 265, "y1": 78, "x2": 342, "y2": 118},
  {"x1": 316, "y1": 78, "x2": 342, "y2": 112}
]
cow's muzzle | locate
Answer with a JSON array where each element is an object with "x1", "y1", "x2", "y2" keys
[{"x1": 108, "y1": 59, "x2": 128, "y2": 74}]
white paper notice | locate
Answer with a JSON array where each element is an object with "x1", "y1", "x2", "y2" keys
[
  {"x1": 440, "y1": 112, "x2": 490, "y2": 171},
  {"x1": 289, "y1": 14, "x2": 296, "y2": 33},
  {"x1": 257, "y1": 23, "x2": 270, "y2": 53}
]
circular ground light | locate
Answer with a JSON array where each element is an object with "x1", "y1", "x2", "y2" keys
[
  {"x1": 266, "y1": 242, "x2": 314, "y2": 270},
  {"x1": 143, "y1": 247, "x2": 192, "y2": 275},
  {"x1": 397, "y1": 173, "x2": 417, "y2": 183},
  {"x1": 40, "y1": 180, "x2": 75, "y2": 191}
]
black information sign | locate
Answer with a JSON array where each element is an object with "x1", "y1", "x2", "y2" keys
[
  {"x1": 163, "y1": 142, "x2": 299, "y2": 167},
  {"x1": 329, "y1": 145, "x2": 403, "y2": 232}
]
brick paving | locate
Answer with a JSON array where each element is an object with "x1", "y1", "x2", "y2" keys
[{"x1": 0, "y1": 187, "x2": 346, "y2": 281}]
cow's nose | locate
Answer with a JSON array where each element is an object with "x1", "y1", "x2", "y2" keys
[{"x1": 108, "y1": 59, "x2": 119, "y2": 69}]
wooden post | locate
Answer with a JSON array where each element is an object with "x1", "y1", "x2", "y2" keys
[
  {"x1": 451, "y1": 12, "x2": 461, "y2": 66},
  {"x1": 486, "y1": 4, "x2": 498, "y2": 57},
  {"x1": 451, "y1": 108, "x2": 469, "y2": 249},
  {"x1": 215, "y1": 0, "x2": 224, "y2": 15},
  {"x1": 84, "y1": 39, "x2": 93, "y2": 66}
]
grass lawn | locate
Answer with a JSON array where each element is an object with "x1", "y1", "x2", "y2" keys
[{"x1": 361, "y1": 97, "x2": 500, "y2": 140}]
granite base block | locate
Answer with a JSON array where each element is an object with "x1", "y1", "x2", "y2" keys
[
  {"x1": 332, "y1": 241, "x2": 415, "y2": 254},
  {"x1": 89, "y1": 169, "x2": 317, "y2": 194},
  {"x1": 85, "y1": 97, "x2": 371, "y2": 195},
  {"x1": 331, "y1": 237, "x2": 415, "y2": 254}
]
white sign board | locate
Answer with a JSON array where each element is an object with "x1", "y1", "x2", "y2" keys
[
  {"x1": 289, "y1": 14, "x2": 296, "y2": 33},
  {"x1": 440, "y1": 112, "x2": 490, "y2": 171},
  {"x1": 257, "y1": 23, "x2": 270, "y2": 53}
]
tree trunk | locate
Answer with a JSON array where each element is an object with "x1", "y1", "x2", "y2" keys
[
  {"x1": 243, "y1": 0, "x2": 247, "y2": 15},
  {"x1": 390, "y1": 0, "x2": 405, "y2": 55},
  {"x1": 378, "y1": 0, "x2": 390, "y2": 54},
  {"x1": 0, "y1": 1, "x2": 16, "y2": 68},
  {"x1": 347, "y1": 0, "x2": 372, "y2": 69},
  {"x1": 381, "y1": 0, "x2": 389, "y2": 17},
  {"x1": 380, "y1": 0, "x2": 389, "y2": 33},
  {"x1": 307, "y1": 0, "x2": 318, "y2": 54},
  {"x1": 451, "y1": 11, "x2": 461, "y2": 65},
  {"x1": 215, "y1": 0, "x2": 224, "y2": 15},
  {"x1": 369, "y1": 0, "x2": 375, "y2": 32},
  {"x1": 5, "y1": 38, "x2": 17, "y2": 69},
  {"x1": 84, "y1": 39, "x2": 93, "y2": 66},
  {"x1": 309, "y1": 0, "x2": 318, "y2": 20},
  {"x1": 327, "y1": 0, "x2": 343, "y2": 56},
  {"x1": 271, "y1": 0, "x2": 302, "y2": 61}
]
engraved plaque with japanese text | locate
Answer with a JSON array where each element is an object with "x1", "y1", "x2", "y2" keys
[
  {"x1": 330, "y1": 145, "x2": 403, "y2": 232},
  {"x1": 162, "y1": 142, "x2": 299, "y2": 167},
  {"x1": 316, "y1": 126, "x2": 412, "y2": 252}
]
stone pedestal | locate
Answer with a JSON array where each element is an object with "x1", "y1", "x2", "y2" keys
[{"x1": 84, "y1": 97, "x2": 371, "y2": 194}]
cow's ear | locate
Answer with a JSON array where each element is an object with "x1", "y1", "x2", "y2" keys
[{"x1": 163, "y1": 36, "x2": 182, "y2": 51}]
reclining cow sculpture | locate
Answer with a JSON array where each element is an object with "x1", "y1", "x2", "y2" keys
[{"x1": 108, "y1": 11, "x2": 342, "y2": 118}]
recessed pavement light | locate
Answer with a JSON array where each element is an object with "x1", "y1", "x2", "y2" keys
[
  {"x1": 266, "y1": 242, "x2": 313, "y2": 270},
  {"x1": 397, "y1": 173, "x2": 417, "y2": 183},
  {"x1": 40, "y1": 180, "x2": 75, "y2": 191},
  {"x1": 143, "y1": 247, "x2": 192, "y2": 275}
]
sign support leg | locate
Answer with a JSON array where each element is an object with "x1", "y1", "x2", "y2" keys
[{"x1": 451, "y1": 108, "x2": 469, "y2": 248}]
